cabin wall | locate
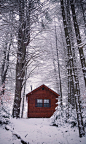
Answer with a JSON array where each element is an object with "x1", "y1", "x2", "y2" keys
[{"x1": 27, "y1": 88, "x2": 58, "y2": 118}]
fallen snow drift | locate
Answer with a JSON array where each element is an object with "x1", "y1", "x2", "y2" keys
[{"x1": 0, "y1": 118, "x2": 86, "y2": 144}]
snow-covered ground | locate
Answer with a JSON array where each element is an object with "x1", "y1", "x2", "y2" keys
[{"x1": 0, "y1": 118, "x2": 86, "y2": 144}]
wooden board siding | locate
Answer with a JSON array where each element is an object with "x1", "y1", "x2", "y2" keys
[{"x1": 26, "y1": 85, "x2": 59, "y2": 118}]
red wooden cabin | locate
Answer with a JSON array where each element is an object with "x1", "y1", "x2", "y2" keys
[{"x1": 26, "y1": 84, "x2": 59, "y2": 118}]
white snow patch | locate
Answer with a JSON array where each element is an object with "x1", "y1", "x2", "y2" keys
[{"x1": 0, "y1": 118, "x2": 86, "y2": 144}]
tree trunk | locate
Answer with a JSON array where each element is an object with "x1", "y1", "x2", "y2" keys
[
  {"x1": 0, "y1": 38, "x2": 11, "y2": 99},
  {"x1": 55, "y1": 26, "x2": 63, "y2": 112},
  {"x1": 21, "y1": 67, "x2": 27, "y2": 118},
  {"x1": 12, "y1": 0, "x2": 30, "y2": 118},
  {"x1": 60, "y1": 0, "x2": 85, "y2": 137},
  {"x1": 70, "y1": 0, "x2": 86, "y2": 87},
  {"x1": 66, "y1": 0, "x2": 75, "y2": 108}
]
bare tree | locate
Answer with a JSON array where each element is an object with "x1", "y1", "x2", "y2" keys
[
  {"x1": 70, "y1": 0, "x2": 86, "y2": 87},
  {"x1": 55, "y1": 26, "x2": 63, "y2": 112},
  {"x1": 60, "y1": 0, "x2": 85, "y2": 137},
  {"x1": 12, "y1": 0, "x2": 42, "y2": 118},
  {"x1": 12, "y1": 0, "x2": 31, "y2": 118},
  {"x1": 0, "y1": 5, "x2": 14, "y2": 104}
]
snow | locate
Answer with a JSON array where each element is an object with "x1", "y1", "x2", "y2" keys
[
  {"x1": 0, "y1": 118, "x2": 86, "y2": 144},
  {"x1": 0, "y1": 126, "x2": 21, "y2": 144}
]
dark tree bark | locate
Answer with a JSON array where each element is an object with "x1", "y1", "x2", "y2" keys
[
  {"x1": 0, "y1": 7, "x2": 13, "y2": 97},
  {"x1": 12, "y1": 0, "x2": 40, "y2": 118},
  {"x1": 60, "y1": 0, "x2": 85, "y2": 137},
  {"x1": 12, "y1": 0, "x2": 30, "y2": 118},
  {"x1": 66, "y1": 0, "x2": 75, "y2": 108},
  {"x1": 0, "y1": 35, "x2": 12, "y2": 101},
  {"x1": 70, "y1": 0, "x2": 86, "y2": 87}
]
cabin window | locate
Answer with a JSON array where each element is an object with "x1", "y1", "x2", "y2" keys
[
  {"x1": 35, "y1": 99, "x2": 51, "y2": 107},
  {"x1": 36, "y1": 99, "x2": 43, "y2": 107},
  {"x1": 44, "y1": 99, "x2": 50, "y2": 107}
]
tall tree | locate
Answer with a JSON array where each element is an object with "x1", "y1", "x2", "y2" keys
[
  {"x1": 55, "y1": 26, "x2": 63, "y2": 112},
  {"x1": 70, "y1": 0, "x2": 86, "y2": 87},
  {"x1": 66, "y1": 0, "x2": 76, "y2": 107},
  {"x1": 12, "y1": 0, "x2": 41, "y2": 118},
  {"x1": 1, "y1": 36, "x2": 11, "y2": 97},
  {"x1": 0, "y1": 4, "x2": 14, "y2": 104},
  {"x1": 12, "y1": 0, "x2": 31, "y2": 118},
  {"x1": 60, "y1": 0, "x2": 85, "y2": 137}
]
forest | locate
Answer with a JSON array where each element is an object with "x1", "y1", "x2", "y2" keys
[{"x1": 0, "y1": 0, "x2": 86, "y2": 143}]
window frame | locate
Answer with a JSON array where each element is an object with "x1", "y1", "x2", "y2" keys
[
  {"x1": 35, "y1": 99, "x2": 51, "y2": 108},
  {"x1": 36, "y1": 99, "x2": 43, "y2": 107},
  {"x1": 44, "y1": 99, "x2": 51, "y2": 107}
]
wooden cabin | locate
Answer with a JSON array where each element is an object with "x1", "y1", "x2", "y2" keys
[{"x1": 26, "y1": 84, "x2": 59, "y2": 118}]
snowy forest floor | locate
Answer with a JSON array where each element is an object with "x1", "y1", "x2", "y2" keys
[{"x1": 0, "y1": 118, "x2": 86, "y2": 144}]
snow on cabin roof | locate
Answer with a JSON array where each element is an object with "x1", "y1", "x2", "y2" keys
[{"x1": 26, "y1": 84, "x2": 60, "y2": 98}]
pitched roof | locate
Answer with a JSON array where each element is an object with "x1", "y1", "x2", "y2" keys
[{"x1": 26, "y1": 84, "x2": 60, "y2": 97}]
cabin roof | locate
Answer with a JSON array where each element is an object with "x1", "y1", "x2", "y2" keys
[{"x1": 26, "y1": 84, "x2": 60, "y2": 98}]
